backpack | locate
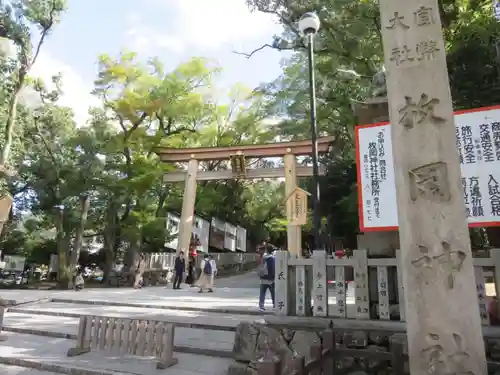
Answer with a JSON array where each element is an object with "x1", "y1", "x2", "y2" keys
[
  {"x1": 203, "y1": 260, "x2": 212, "y2": 275},
  {"x1": 257, "y1": 261, "x2": 268, "y2": 278}
]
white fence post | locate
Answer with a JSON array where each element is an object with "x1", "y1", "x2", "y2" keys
[
  {"x1": 330, "y1": 266, "x2": 346, "y2": 318},
  {"x1": 295, "y1": 265, "x2": 306, "y2": 316},
  {"x1": 395, "y1": 249, "x2": 406, "y2": 321},
  {"x1": 0, "y1": 306, "x2": 5, "y2": 341},
  {"x1": 353, "y1": 249, "x2": 370, "y2": 319},
  {"x1": 377, "y1": 266, "x2": 390, "y2": 320},
  {"x1": 274, "y1": 250, "x2": 289, "y2": 316},
  {"x1": 474, "y1": 266, "x2": 490, "y2": 325},
  {"x1": 312, "y1": 250, "x2": 327, "y2": 317}
]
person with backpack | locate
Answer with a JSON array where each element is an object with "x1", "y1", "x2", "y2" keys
[
  {"x1": 258, "y1": 245, "x2": 276, "y2": 312},
  {"x1": 198, "y1": 254, "x2": 214, "y2": 293}
]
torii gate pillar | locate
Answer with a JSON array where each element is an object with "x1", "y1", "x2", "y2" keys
[
  {"x1": 177, "y1": 158, "x2": 198, "y2": 255},
  {"x1": 284, "y1": 152, "x2": 302, "y2": 257}
]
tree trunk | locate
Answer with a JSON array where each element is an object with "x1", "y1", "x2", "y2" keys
[
  {"x1": 123, "y1": 238, "x2": 140, "y2": 272},
  {"x1": 68, "y1": 195, "x2": 90, "y2": 288},
  {"x1": 1, "y1": 86, "x2": 21, "y2": 167},
  {"x1": 102, "y1": 203, "x2": 118, "y2": 284},
  {"x1": 54, "y1": 207, "x2": 70, "y2": 287}
]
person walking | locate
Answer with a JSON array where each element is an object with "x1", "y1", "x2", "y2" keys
[
  {"x1": 209, "y1": 254, "x2": 217, "y2": 282},
  {"x1": 173, "y1": 251, "x2": 186, "y2": 289},
  {"x1": 74, "y1": 268, "x2": 85, "y2": 291},
  {"x1": 258, "y1": 245, "x2": 276, "y2": 312},
  {"x1": 198, "y1": 254, "x2": 214, "y2": 293},
  {"x1": 185, "y1": 254, "x2": 196, "y2": 286},
  {"x1": 133, "y1": 253, "x2": 146, "y2": 289}
]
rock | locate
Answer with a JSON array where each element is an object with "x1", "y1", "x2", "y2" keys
[
  {"x1": 233, "y1": 322, "x2": 260, "y2": 362},
  {"x1": 359, "y1": 345, "x2": 389, "y2": 371},
  {"x1": 281, "y1": 328, "x2": 295, "y2": 343},
  {"x1": 227, "y1": 361, "x2": 258, "y2": 375},
  {"x1": 255, "y1": 325, "x2": 292, "y2": 359},
  {"x1": 289, "y1": 331, "x2": 321, "y2": 363},
  {"x1": 334, "y1": 344, "x2": 356, "y2": 371},
  {"x1": 390, "y1": 333, "x2": 408, "y2": 355}
]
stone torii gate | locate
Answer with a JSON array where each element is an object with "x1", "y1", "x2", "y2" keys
[{"x1": 155, "y1": 137, "x2": 334, "y2": 258}]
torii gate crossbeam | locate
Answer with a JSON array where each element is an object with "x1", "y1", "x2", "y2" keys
[{"x1": 154, "y1": 136, "x2": 334, "y2": 258}]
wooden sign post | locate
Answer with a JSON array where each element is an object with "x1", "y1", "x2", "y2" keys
[
  {"x1": 379, "y1": 0, "x2": 487, "y2": 373},
  {"x1": 285, "y1": 187, "x2": 311, "y2": 226}
]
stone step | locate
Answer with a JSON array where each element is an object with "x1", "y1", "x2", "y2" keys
[
  {"x1": 3, "y1": 312, "x2": 235, "y2": 358},
  {"x1": 8, "y1": 301, "x2": 262, "y2": 330},
  {"x1": 0, "y1": 332, "x2": 232, "y2": 375},
  {"x1": 49, "y1": 295, "x2": 274, "y2": 315}
]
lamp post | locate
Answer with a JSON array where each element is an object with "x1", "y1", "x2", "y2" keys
[{"x1": 298, "y1": 12, "x2": 322, "y2": 251}]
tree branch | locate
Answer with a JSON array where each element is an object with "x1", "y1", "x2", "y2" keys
[
  {"x1": 29, "y1": 0, "x2": 58, "y2": 68},
  {"x1": 233, "y1": 44, "x2": 278, "y2": 59}
]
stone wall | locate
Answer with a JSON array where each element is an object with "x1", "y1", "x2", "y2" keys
[{"x1": 228, "y1": 321, "x2": 500, "y2": 375}]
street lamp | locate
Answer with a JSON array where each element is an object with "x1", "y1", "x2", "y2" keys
[{"x1": 298, "y1": 12, "x2": 322, "y2": 251}]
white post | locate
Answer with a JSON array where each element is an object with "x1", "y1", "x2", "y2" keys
[
  {"x1": 0, "y1": 306, "x2": 6, "y2": 341},
  {"x1": 379, "y1": 0, "x2": 487, "y2": 371},
  {"x1": 377, "y1": 266, "x2": 390, "y2": 320},
  {"x1": 492, "y1": 250, "x2": 500, "y2": 322},
  {"x1": 474, "y1": 267, "x2": 490, "y2": 326},
  {"x1": 330, "y1": 266, "x2": 345, "y2": 317},
  {"x1": 395, "y1": 249, "x2": 406, "y2": 321},
  {"x1": 295, "y1": 265, "x2": 306, "y2": 316},
  {"x1": 353, "y1": 249, "x2": 370, "y2": 319},
  {"x1": 274, "y1": 250, "x2": 289, "y2": 316},
  {"x1": 312, "y1": 250, "x2": 327, "y2": 317}
]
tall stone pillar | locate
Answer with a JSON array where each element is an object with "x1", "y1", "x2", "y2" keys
[
  {"x1": 177, "y1": 159, "x2": 198, "y2": 256},
  {"x1": 379, "y1": 1, "x2": 487, "y2": 373}
]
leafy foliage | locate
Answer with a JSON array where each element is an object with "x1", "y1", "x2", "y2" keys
[
  {"x1": 0, "y1": 0, "x2": 498, "y2": 286},
  {"x1": 245, "y1": 0, "x2": 500, "y2": 247}
]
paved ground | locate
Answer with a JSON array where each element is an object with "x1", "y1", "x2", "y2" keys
[
  {"x1": 0, "y1": 332, "x2": 233, "y2": 375},
  {"x1": 1, "y1": 365, "x2": 61, "y2": 375},
  {"x1": 0, "y1": 269, "x2": 360, "y2": 375},
  {"x1": 0, "y1": 270, "x2": 266, "y2": 375}
]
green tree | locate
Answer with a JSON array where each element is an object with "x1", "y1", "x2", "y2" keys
[
  {"x1": 245, "y1": 0, "x2": 500, "y2": 248},
  {"x1": 0, "y1": 0, "x2": 67, "y2": 172}
]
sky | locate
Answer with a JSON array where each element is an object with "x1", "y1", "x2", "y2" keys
[{"x1": 30, "y1": 0, "x2": 287, "y2": 124}]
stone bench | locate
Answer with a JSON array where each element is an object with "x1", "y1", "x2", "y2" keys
[{"x1": 67, "y1": 315, "x2": 178, "y2": 369}]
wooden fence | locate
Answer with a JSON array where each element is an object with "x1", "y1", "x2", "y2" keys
[
  {"x1": 67, "y1": 315, "x2": 177, "y2": 369},
  {"x1": 274, "y1": 249, "x2": 500, "y2": 324}
]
